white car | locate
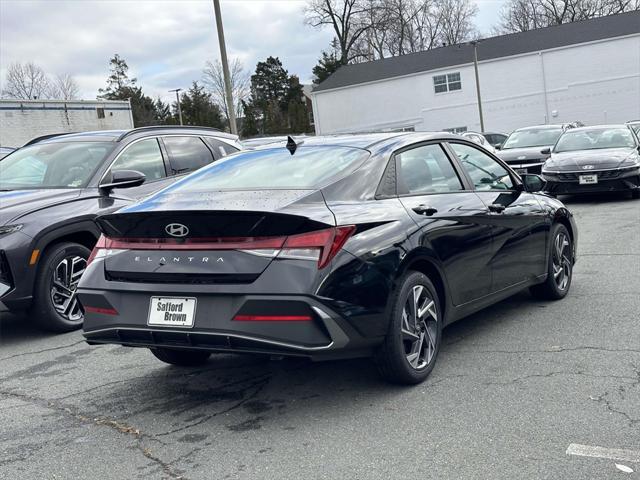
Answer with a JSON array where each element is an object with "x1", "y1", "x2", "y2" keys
[{"x1": 461, "y1": 132, "x2": 497, "y2": 154}]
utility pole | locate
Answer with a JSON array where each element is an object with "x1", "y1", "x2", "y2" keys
[
  {"x1": 213, "y1": 0, "x2": 238, "y2": 135},
  {"x1": 471, "y1": 40, "x2": 485, "y2": 132},
  {"x1": 169, "y1": 88, "x2": 183, "y2": 125}
]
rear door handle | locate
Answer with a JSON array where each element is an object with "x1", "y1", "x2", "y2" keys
[
  {"x1": 488, "y1": 203, "x2": 506, "y2": 213},
  {"x1": 412, "y1": 205, "x2": 438, "y2": 216}
]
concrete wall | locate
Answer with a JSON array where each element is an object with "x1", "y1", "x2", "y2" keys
[
  {"x1": 0, "y1": 99, "x2": 134, "y2": 147},
  {"x1": 312, "y1": 34, "x2": 640, "y2": 135}
]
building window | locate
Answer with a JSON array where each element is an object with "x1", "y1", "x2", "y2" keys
[
  {"x1": 444, "y1": 126, "x2": 467, "y2": 134},
  {"x1": 433, "y1": 72, "x2": 461, "y2": 93},
  {"x1": 96, "y1": 107, "x2": 105, "y2": 119}
]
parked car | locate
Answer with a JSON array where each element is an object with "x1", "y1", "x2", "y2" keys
[
  {"x1": 462, "y1": 131, "x2": 497, "y2": 153},
  {"x1": 497, "y1": 124, "x2": 574, "y2": 174},
  {"x1": 79, "y1": 133, "x2": 576, "y2": 385},
  {"x1": 542, "y1": 124, "x2": 640, "y2": 198},
  {"x1": 0, "y1": 146, "x2": 16, "y2": 159},
  {"x1": 627, "y1": 120, "x2": 640, "y2": 137},
  {"x1": 0, "y1": 126, "x2": 241, "y2": 332},
  {"x1": 482, "y1": 132, "x2": 508, "y2": 149}
]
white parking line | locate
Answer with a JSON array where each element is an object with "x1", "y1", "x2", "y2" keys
[{"x1": 567, "y1": 444, "x2": 640, "y2": 463}]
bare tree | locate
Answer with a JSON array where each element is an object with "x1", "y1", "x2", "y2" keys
[
  {"x1": 202, "y1": 58, "x2": 250, "y2": 124},
  {"x1": 497, "y1": 0, "x2": 639, "y2": 33},
  {"x1": 305, "y1": 0, "x2": 384, "y2": 64},
  {"x1": 53, "y1": 73, "x2": 80, "y2": 100},
  {"x1": 2, "y1": 62, "x2": 53, "y2": 99},
  {"x1": 436, "y1": 0, "x2": 478, "y2": 45}
]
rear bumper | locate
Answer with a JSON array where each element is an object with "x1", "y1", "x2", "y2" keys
[
  {"x1": 543, "y1": 170, "x2": 640, "y2": 194},
  {"x1": 80, "y1": 289, "x2": 379, "y2": 360}
]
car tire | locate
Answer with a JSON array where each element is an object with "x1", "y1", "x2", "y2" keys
[
  {"x1": 375, "y1": 271, "x2": 442, "y2": 385},
  {"x1": 150, "y1": 348, "x2": 211, "y2": 366},
  {"x1": 530, "y1": 223, "x2": 573, "y2": 300},
  {"x1": 31, "y1": 242, "x2": 90, "y2": 333}
]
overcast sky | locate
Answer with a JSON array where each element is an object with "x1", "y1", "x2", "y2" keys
[{"x1": 0, "y1": 0, "x2": 505, "y2": 103}]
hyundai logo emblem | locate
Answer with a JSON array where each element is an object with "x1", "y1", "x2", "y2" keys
[
  {"x1": 165, "y1": 223, "x2": 189, "y2": 237},
  {"x1": 582, "y1": 165, "x2": 595, "y2": 170}
]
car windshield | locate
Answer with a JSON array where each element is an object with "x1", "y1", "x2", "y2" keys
[
  {"x1": 164, "y1": 145, "x2": 369, "y2": 192},
  {"x1": 502, "y1": 128, "x2": 563, "y2": 149},
  {"x1": 0, "y1": 141, "x2": 113, "y2": 190},
  {"x1": 554, "y1": 127, "x2": 636, "y2": 153}
]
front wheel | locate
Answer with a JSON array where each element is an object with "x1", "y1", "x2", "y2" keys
[
  {"x1": 150, "y1": 348, "x2": 211, "y2": 366},
  {"x1": 375, "y1": 271, "x2": 442, "y2": 385},
  {"x1": 530, "y1": 223, "x2": 573, "y2": 300},
  {"x1": 31, "y1": 242, "x2": 90, "y2": 332}
]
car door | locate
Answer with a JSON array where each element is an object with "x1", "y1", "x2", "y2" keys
[
  {"x1": 106, "y1": 137, "x2": 173, "y2": 199},
  {"x1": 161, "y1": 136, "x2": 217, "y2": 175},
  {"x1": 395, "y1": 142, "x2": 494, "y2": 306},
  {"x1": 447, "y1": 141, "x2": 548, "y2": 292}
]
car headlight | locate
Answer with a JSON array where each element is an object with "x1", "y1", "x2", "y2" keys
[
  {"x1": 619, "y1": 154, "x2": 640, "y2": 169},
  {"x1": 0, "y1": 224, "x2": 23, "y2": 236}
]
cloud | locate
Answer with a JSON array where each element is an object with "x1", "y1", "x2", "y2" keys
[{"x1": 1, "y1": 0, "x2": 502, "y2": 102}]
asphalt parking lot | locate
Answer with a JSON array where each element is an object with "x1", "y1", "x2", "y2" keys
[{"x1": 1, "y1": 192, "x2": 638, "y2": 480}]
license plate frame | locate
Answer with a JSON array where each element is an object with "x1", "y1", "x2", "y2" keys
[
  {"x1": 579, "y1": 174, "x2": 598, "y2": 185},
  {"x1": 147, "y1": 297, "x2": 197, "y2": 328}
]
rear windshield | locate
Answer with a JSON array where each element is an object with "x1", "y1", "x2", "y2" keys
[
  {"x1": 555, "y1": 127, "x2": 636, "y2": 152},
  {"x1": 502, "y1": 128, "x2": 563, "y2": 149},
  {"x1": 165, "y1": 146, "x2": 370, "y2": 192}
]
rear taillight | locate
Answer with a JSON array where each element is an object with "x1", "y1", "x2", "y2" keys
[
  {"x1": 87, "y1": 235, "x2": 108, "y2": 266},
  {"x1": 279, "y1": 226, "x2": 355, "y2": 268},
  {"x1": 90, "y1": 226, "x2": 356, "y2": 270}
]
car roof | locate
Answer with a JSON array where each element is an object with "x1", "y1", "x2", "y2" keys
[
  {"x1": 563, "y1": 124, "x2": 631, "y2": 132},
  {"x1": 514, "y1": 124, "x2": 567, "y2": 132},
  {"x1": 29, "y1": 126, "x2": 239, "y2": 145}
]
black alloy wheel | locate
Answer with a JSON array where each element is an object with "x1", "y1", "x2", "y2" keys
[
  {"x1": 32, "y1": 242, "x2": 90, "y2": 332},
  {"x1": 530, "y1": 223, "x2": 573, "y2": 300},
  {"x1": 376, "y1": 271, "x2": 442, "y2": 384}
]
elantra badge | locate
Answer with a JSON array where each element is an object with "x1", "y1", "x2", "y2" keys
[
  {"x1": 165, "y1": 223, "x2": 189, "y2": 237},
  {"x1": 582, "y1": 165, "x2": 595, "y2": 170}
]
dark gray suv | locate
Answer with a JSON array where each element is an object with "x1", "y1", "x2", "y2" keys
[{"x1": 0, "y1": 126, "x2": 241, "y2": 332}]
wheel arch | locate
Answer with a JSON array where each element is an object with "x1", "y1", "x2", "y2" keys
[{"x1": 395, "y1": 252, "x2": 451, "y2": 324}]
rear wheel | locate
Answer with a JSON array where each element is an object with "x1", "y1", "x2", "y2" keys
[
  {"x1": 150, "y1": 348, "x2": 211, "y2": 366},
  {"x1": 376, "y1": 271, "x2": 441, "y2": 385},
  {"x1": 530, "y1": 223, "x2": 573, "y2": 300},
  {"x1": 31, "y1": 242, "x2": 90, "y2": 333}
]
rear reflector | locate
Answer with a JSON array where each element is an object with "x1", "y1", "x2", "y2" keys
[
  {"x1": 89, "y1": 225, "x2": 356, "y2": 269},
  {"x1": 233, "y1": 315, "x2": 312, "y2": 322},
  {"x1": 83, "y1": 306, "x2": 118, "y2": 316}
]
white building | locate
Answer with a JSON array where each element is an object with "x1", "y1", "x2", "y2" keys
[
  {"x1": 0, "y1": 99, "x2": 134, "y2": 147},
  {"x1": 311, "y1": 11, "x2": 640, "y2": 135}
]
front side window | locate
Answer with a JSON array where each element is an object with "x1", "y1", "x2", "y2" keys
[
  {"x1": 109, "y1": 138, "x2": 166, "y2": 181},
  {"x1": 434, "y1": 72, "x2": 461, "y2": 93},
  {"x1": 163, "y1": 136, "x2": 215, "y2": 173},
  {"x1": 0, "y1": 141, "x2": 113, "y2": 189},
  {"x1": 450, "y1": 143, "x2": 514, "y2": 191},
  {"x1": 396, "y1": 144, "x2": 463, "y2": 195}
]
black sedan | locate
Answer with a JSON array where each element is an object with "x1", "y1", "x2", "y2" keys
[
  {"x1": 79, "y1": 133, "x2": 577, "y2": 384},
  {"x1": 542, "y1": 125, "x2": 640, "y2": 198},
  {"x1": 497, "y1": 124, "x2": 569, "y2": 174}
]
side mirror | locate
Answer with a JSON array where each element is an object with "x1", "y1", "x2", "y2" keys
[
  {"x1": 520, "y1": 173, "x2": 546, "y2": 193},
  {"x1": 100, "y1": 169, "x2": 146, "y2": 192},
  {"x1": 540, "y1": 147, "x2": 551, "y2": 155}
]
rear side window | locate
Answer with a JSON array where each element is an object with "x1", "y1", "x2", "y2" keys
[
  {"x1": 450, "y1": 143, "x2": 514, "y2": 191},
  {"x1": 163, "y1": 136, "x2": 215, "y2": 174},
  {"x1": 396, "y1": 144, "x2": 463, "y2": 195},
  {"x1": 109, "y1": 138, "x2": 166, "y2": 181},
  {"x1": 165, "y1": 146, "x2": 369, "y2": 192},
  {"x1": 204, "y1": 137, "x2": 239, "y2": 160}
]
